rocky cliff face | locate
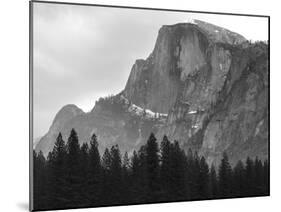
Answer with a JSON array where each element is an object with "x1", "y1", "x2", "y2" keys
[
  {"x1": 35, "y1": 94, "x2": 166, "y2": 156},
  {"x1": 36, "y1": 20, "x2": 268, "y2": 165},
  {"x1": 123, "y1": 20, "x2": 246, "y2": 113},
  {"x1": 200, "y1": 42, "x2": 268, "y2": 165}
]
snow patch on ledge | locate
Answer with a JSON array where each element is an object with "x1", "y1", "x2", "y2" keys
[
  {"x1": 192, "y1": 124, "x2": 199, "y2": 129},
  {"x1": 128, "y1": 104, "x2": 143, "y2": 116},
  {"x1": 188, "y1": 110, "x2": 197, "y2": 114},
  {"x1": 121, "y1": 95, "x2": 168, "y2": 119},
  {"x1": 128, "y1": 104, "x2": 168, "y2": 118}
]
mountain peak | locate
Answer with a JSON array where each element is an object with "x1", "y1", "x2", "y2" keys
[
  {"x1": 35, "y1": 104, "x2": 85, "y2": 156},
  {"x1": 59, "y1": 104, "x2": 84, "y2": 112},
  {"x1": 124, "y1": 19, "x2": 246, "y2": 114},
  {"x1": 52, "y1": 104, "x2": 84, "y2": 126},
  {"x1": 160, "y1": 19, "x2": 246, "y2": 45}
]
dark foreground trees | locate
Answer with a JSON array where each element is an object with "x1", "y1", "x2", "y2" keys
[{"x1": 33, "y1": 129, "x2": 269, "y2": 210}]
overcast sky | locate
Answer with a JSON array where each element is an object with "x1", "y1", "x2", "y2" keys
[{"x1": 33, "y1": 2, "x2": 268, "y2": 138}]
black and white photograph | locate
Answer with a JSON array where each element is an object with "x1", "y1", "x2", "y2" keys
[{"x1": 30, "y1": 1, "x2": 269, "y2": 211}]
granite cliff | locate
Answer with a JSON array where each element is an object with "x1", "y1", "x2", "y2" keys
[{"x1": 35, "y1": 20, "x2": 268, "y2": 165}]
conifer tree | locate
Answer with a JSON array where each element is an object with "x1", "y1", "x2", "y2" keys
[
  {"x1": 88, "y1": 134, "x2": 101, "y2": 204},
  {"x1": 137, "y1": 145, "x2": 149, "y2": 202},
  {"x1": 80, "y1": 142, "x2": 90, "y2": 204},
  {"x1": 101, "y1": 148, "x2": 112, "y2": 204},
  {"x1": 101, "y1": 148, "x2": 111, "y2": 170},
  {"x1": 131, "y1": 150, "x2": 139, "y2": 178},
  {"x1": 254, "y1": 157, "x2": 263, "y2": 195},
  {"x1": 65, "y1": 129, "x2": 82, "y2": 206},
  {"x1": 169, "y1": 141, "x2": 187, "y2": 200},
  {"x1": 122, "y1": 152, "x2": 130, "y2": 170},
  {"x1": 245, "y1": 157, "x2": 255, "y2": 196},
  {"x1": 109, "y1": 145, "x2": 123, "y2": 203},
  {"x1": 218, "y1": 152, "x2": 232, "y2": 197},
  {"x1": 67, "y1": 129, "x2": 81, "y2": 171},
  {"x1": 121, "y1": 151, "x2": 131, "y2": 203},
  {"x1": 51, "y1": 133, "x2": 67, "y2": 207},
  {"x1": 233, "y1": 160, "x2": 246, "y2": 196},
  {"x1": 160, "y1": 135, "x2": 172, "y2": 199},
  {"x1": 198, "y1": 156, "x2": 209, "y2": 198},
  {"x1": 192, "y1": 151, "x2": 201, "y2": 199},
  {"x1": 185, "y1": 148, "x2": 198, "y2": 199},
  {"x1": 145, "y1": 133, "x2": 160, "y2": 201},
  {"x1": 130, "y1": 150, "x2": 143, "y2": 202},
  {"x1": 209, "y1": 164, "x2": 218, "y2": 198}
]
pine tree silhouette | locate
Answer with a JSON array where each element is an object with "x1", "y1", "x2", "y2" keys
[
  {"x1": 33, "y1": 132, "x2": 269, "y2": 210},
  {"x1": 218, "y1": 152, "x2": 232, "y2": 197},
  {"x1": 209, "y1": 164, "x2": 219, "y2": 198},
  {"x1": 88, "y1": 134, "x2": 102, "y2": 205},
  {"x1": 65, "y1": 129, "x2": 82, "y2": 207},
  {"x1": 198, "y1": 156, "x2": 209, "y2": 198},
  {"x1": 233, "y1": 160, "x2": 246, "y2": 196},
  {"x1": 145, "y1": 133, "x2": 160, "y2": 201}
]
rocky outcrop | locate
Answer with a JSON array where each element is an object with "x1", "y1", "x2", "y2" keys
[
  {"x1": 36, "y1": 20, "x2": 268, "y2": 165},
  {"x1": 35, "y1": 104, "x2": 84, "y2": 155},
  {"x1": 35, "y1": 95, "x2": 166, "y2": 156},
  {"x1": 200, "y1": 42, "x2": 269, "y2": 165},
  {"x1": 123, "y1": 20, "x2": 246, "y2": 114}
]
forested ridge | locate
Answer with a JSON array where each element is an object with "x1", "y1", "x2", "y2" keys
[{"x1": 33, "y1": 129, "x2": 269, "y2": 210}]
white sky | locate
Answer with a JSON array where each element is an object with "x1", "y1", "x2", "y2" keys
[{"x1": 33, "y1": 2, "x2": 268, "y2": 138}]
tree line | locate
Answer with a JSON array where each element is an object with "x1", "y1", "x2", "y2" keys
[{"x1": 33, "y1": 129, "x2": 269, "y2": 210}]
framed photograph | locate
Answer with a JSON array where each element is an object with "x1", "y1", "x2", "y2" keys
[{"x1": 30, "y1": 1, "x2": 269, "y2": 211}]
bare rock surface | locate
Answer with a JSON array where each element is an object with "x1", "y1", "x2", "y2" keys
[{"x1": 36, "y1": 20, "x2": 268, "y2": 165}]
